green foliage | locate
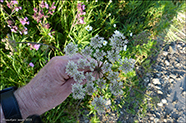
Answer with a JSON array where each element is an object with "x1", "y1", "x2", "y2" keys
[{"x1": 0, "y1": 0, "x2": 185, "y2": 122}]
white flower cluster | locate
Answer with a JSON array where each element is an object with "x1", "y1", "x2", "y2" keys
[
  {"x1": 72, "y1": 83, "x2": 86, "y2": 99},
  {"x1": 119, "y1": 58, "x2": 136, "y2": 74},
  {"x1": 91, "y1": 96, "x2": 107, "y2": 114},
  {"x1": 64, "y1": 30, "x2": 136, "y2": 114},
  {"x1": 90, "y1": 35, "x2": 104, "y2": 49},
  {"x1": 109, "y1": 80, "x2": 123, "y2": 96},
  {"x1": 109, "y1": 30, "x2": 128, "y2": 51},
  {"x1": 64, "y1": 42, "x2": 78, "y2": 57}
]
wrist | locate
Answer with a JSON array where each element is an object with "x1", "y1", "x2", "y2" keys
[{"x1": 13, "y1": 85, "x2": 41, "y2": 119}]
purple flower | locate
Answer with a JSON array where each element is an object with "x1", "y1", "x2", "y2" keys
[
  {"x1": 39, "y1": 1, "x2": 49, "y2": 9},
  {"x1": 50, "y1": 2, "x2": 56, "y2": 10},
  {"x1": 45, "y1": 2, "x2": 49, "y2": 9},
  {"x1": 11, "y1": 0, "x2": 18, "y2": 5},
  {"x1": 7, "y1": 20, "x2": 13, "y2": 27},
  {"x1": 7, "y1": 2, "x2": 12, "y2": 8},
  {"x1": 11, "y1": 26, "x2": 18, "y2": 33},
  {"x1": 82, "y1": 4, "x2": 85, "y2": 10},
  {"x1": 48, "y1": 32, "x2": 52, "y2": 38},
  {"x1": 39, "y1": 1, "x2": 45, "y2": 8},
  {"x1": 23, "y1": 27, "x2": 28, "y2": 35},
  {"x1": 77, "y1": 3, "x2": 83, "y2": 13},
  {"x1": 33, "y1": 8, "x2": 37, "y2": 13},
  {"x1": 19, "y1": 30, "x2": 22, "y2": 35},
  {"x1": 43, "y1": 23, "x2": 50, "y2": 29},
  {"x1": 15, "y1": 6, "x2": 22, "y2": 11},
  {"x1": 38, "y1": 10, "x2": 44, "y2": 18},
  {"x1": 29, "y1": 62, "x2": 34, "y2": 67},
  {"x1": 33, "y1": 44, "x2": 40, "y2": 50},
  {"x1": 79, "y1": 17, "x2": 85, "y2": 24},
  {"x1": 28, "y1": 43, "x2": 40, "y2": 50},
  {"x1": 19, "y1": 17, "x2": 29, "y2": 25},
  {"x1": 0, "y1": 0, "x2": 3, "y2": 3}
]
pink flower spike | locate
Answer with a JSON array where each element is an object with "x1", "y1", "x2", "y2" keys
[
  {"x1": 33, "y1": 44, "x2": 40, "y2": 50},
  {"x1": 29, "y1": 62, "x2": 34, "y2": 67}
]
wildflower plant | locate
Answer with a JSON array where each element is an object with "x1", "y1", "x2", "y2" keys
[{"x1": 64, "y1": 30, "x2": 136, "y2": 114}]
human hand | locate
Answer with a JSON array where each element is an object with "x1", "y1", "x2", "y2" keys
[{"x1": 14, "y1": 54, "x2": 95, "y2": 119}]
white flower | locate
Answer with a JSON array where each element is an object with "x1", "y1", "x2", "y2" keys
[
  {"x1": 89, "y1": 59, "x2": 98, "y2": 71},
  {"x1": 64, "y1": 42, "x2": 78, "y2": 57},
  {"x1": 107, "y1": 50, "x2": 120, "y2": 63},
  {"x1": 102, "y1": 40, "x2": 108, "y2": 46},
  {"x1": 130, "y1": 32, "x2": 133, "y2": 37},
  {"x1": 113, "y1": 24, "x2": 116, "y2": 28},
  {"x1": 109, "y1": 31, "x2": 127, "y2": 50},
  {"x1": 72, "y1": 83, "x2": 86, "y2": 99},
  {"x1": 107, "y1": 71, "x2": 119, "y2": 81},
  {"x1": 91, "y1": 96, "x2": 107, "y2": 114},
  {"x1": 123, "y1": 45, "x2": 127, "y2": 51},
  {"x1": 82, "y1": 46, "x2": 93, "y2": 57},
  {"x1": 90, "y1": 35, "x2": 104, "y2": 49},
  {"x1": 102, "y1": 62, "x2": 112, "y2": 74},
  {"x1": 77, "y1": 58, "x2": 89, "y2": 69},
  {"x1": 66, "y1": 61, "x2": 78, "y2": 76},
  {"x1": 86, "y1": 81, "x2": 96, "y2": 95},
  {"x1": 124, "y1": 39, "x2": 128, "y2": 44},
  {"x1": 114, "y1": 30, "x2": 120, "y2": 35},
  {"x1": 85, "y1": 25, "x2": 93, "y2": 32},
  {"x1": 93, "y1": 49, "x2": 106, "y2": 61},
  {"x1": 85, "y1": 72, "x2": 95, "y2": 82},
  {"x1": 73, "y1": 71, "x2": 85, "y2": 83},
  {"x1": 109, "y1": 13, "x2": 111, "y2": 16},
  {"x1": 109, "y1": 81, "x2": 123, "y2": 96},
  {"x1": 95, "y1": 0, "x2": 98, "y2": 2},
  {"x1": 109, "y1": 0, "x2": 112, "y2": 3},
  {"x1": 96, "y1": 78, "x2": 106, "y2": 89},
  {"x1": 119, "y1": 58, "x2": 135, "y2": 73}
]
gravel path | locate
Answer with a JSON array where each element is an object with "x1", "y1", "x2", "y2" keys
[{"x1": 138, "y1": 40, "x2": 186, "y2": 123}]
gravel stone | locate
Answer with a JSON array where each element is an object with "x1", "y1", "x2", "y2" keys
[
  {"x1": 165, "y1": 60, "x2": 170, "y2": 66},
  {"x1": 169, "y1": 74, "x2": 177, "y2": 79},
  {"x1": 152, "y1": 78, "x2": 161, "y2": 85},
  {"x1": 161, "y1": 99, "x2": 167, "y2": 104}
]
